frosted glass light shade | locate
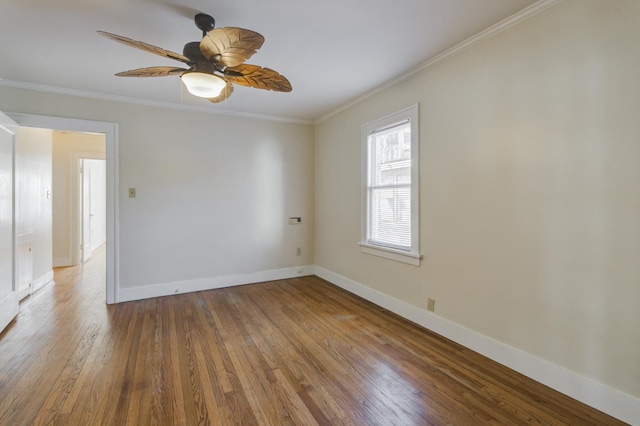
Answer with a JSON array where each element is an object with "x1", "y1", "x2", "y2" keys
[{"x1": 180, "y1": 72, "x2": 226, "y2": 98}]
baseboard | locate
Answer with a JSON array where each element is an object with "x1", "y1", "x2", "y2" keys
[
  {"x1": 314, "y1": 266, "x2": 640, "y2": 425},
  {"x1": 91, "y1": 240, "x2": 106, "y2": 253},
  {"x1": 32, "y1": 270, "x2": 55, "y2": 293},
  {"x1": 118, "y1": 265, "x2": 315, "y2": 303},
  {"x1": 53, "y1": 257, "x2": 71, "y2": 267},
  {"x1": 18, "y1": 285, "x2": 31, "y2": 301},
  {"x1": 0, "y1": 291, "x2": 19, "y2": 333}
]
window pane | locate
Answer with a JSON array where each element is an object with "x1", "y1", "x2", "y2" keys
[
  {"x1": 368, "y1": 185, "x2": 411, "y2": 248},
  {"x1": 369, "y1": 121, "x2": 411, "y2": 187}
]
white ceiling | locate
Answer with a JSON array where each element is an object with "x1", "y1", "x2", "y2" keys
[{"x1": 0, "y1": 0, "x2": 539, "y2": 123}]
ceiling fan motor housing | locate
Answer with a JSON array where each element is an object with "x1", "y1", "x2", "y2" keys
[
  {"x1": 183, "y1": 41, "x2": 204, "y2": 62},
  {"x1": 183, "y1": 41, "x2": 220, "y2": 73}
]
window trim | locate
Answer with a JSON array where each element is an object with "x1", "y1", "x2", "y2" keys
[{"x1": 360, "y1": 104, "x2": 421, "y2": 266}]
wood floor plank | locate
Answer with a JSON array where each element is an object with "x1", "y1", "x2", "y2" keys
[
  {"x1": 0, "y1": 247, "x2": 625, "y2": 425},
  {"x1": 249, "y1": 282, "x2": 463, "y2": 424}
]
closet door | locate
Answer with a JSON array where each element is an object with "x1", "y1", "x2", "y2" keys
[{"x1": 0, "y1": 111, "x2": 18, "y2": 333}]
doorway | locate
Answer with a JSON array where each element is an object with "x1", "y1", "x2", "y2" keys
[
  {"x1": 78, "y1": 157, "x2": 107, "y2": 264},
  {"x1": 60, "y1": 143, "x2": 107, "y2": 267},
  {"x1": 8, "y1": 113, "x2": 118, "y2": 304}
]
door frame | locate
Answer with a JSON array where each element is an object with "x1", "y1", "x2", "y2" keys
[{"x1": 8, "y1": 113, "x2": 119, "y2": 304}]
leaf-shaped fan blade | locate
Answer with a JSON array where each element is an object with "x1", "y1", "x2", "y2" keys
[
  {"x1": 200, "y1": 27, "x2": 264, "y2": 68},
  {"x1": 115, "y1": 66, "x2": 188, "y2": 77},
  {"x1": 224, "y1": 64, "x2": 292, "y2": 92},
  {"x1": 208, "y1": 81, "x2": 234, "y2": 103},
  {"x1": 97, "y1": 31, "x2": 191, "y2": 64}
]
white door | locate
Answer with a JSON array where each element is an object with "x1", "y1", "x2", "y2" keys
[
  {"x1": 0, "y1": 111, "x2": 18, "y2": 333},
  {"x1": 86, "y1": 159, "x2": 106, "y2": 252},
  {"x1": 81, "y1": 160, "x2": 92, "y2": 263}
]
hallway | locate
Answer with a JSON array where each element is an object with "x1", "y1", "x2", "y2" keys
[{"x1": 0, "y1": 244, "x2": 108, "y2": 423}]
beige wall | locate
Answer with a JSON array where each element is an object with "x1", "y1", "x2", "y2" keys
[
  {"x1": 52, "y1": 131, "x2": 106, "y2": 266},
  {"x1": 316, "y1": 0, "x2": 640, "y2": 399},
  {"x1": 0, "y1": 88, "x2": 315, "y2": 291}
]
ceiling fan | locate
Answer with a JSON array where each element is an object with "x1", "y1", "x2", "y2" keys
[{"x1": 97, "y1": 13, "x2": 292, "y2": 103}]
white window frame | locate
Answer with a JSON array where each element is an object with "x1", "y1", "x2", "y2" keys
[{"x1": 360, "y1": 104, "x2": 421, "y2": 266}]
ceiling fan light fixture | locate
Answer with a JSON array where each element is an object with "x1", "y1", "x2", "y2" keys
[
  {"x1": 99, "y1": 14, "x2": 291, "y2": 104},
  {"x1": 181, "y1": 72, "x2": 226, "y2": 98}
]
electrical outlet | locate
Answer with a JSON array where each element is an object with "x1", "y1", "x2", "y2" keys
[
  {"x1": 427, "y1": 298, "x2": 436, "y2": 312},
  {"x1": 128, "y1": 188, "x2": 136, "y2": 198},
  {"x1": 296, "y1": 247, "x2": 302, "y2": 256}
]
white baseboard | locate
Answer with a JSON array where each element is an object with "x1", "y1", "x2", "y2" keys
[
  {"x1": 118, "y1": 265, "x2": 315, "y2": 303},
  {"x1": 53, "y1": 257, "x2": 71, "y2": 267},
  {"x1": 0, "y1": 291, "x2": 19, "y2": 333},
  {"x1": 314, "y1": 266, "x2": 640, "y2": 425},
  {"x1": 91, "y1": 239, "x2": 106, "y2": 253},
  {"x1": 18, "y1": 284, "x2": 31, "y2": 301},
  {"x1": 32, "y1": 270, "x2": 55, "y2": 293}
]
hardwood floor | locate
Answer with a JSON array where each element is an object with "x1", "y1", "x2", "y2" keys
[{"x1": 0, "y1": 250, "x2": 623, "y2": 425}]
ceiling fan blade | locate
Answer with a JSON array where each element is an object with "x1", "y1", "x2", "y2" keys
[
  {"x1": 97, "y1": 31, "x2": 191, "y2": 64},
  {"x1": 208, "y1": 81, "x2": 234, "y2": 103},
  {"x1": 224, "y1": 64, "x2": 292, "y2": 92},
  {"x1": 115, "y1": 66, "x2": 188, "y2": 77},
  {"x1": 200, "y1": 27, "x2": 264, "y2": 67}
]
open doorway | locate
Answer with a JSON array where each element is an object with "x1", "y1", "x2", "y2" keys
[
  {"x1": 8, "y1": 113, "x2": 118, "y2": 304},
  {"x1": 52, "y1": 131, "x2": 106, "y2": 268},
  {"x1": 79, "y1": 158, "x2": 107, "y2": 264}
]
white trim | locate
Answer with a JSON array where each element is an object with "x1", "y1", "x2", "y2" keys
[
  {"x1": 31, "y1": 270, "x2": 54, "y2": 293},
  {"x1": 316, "y1": 0, "x2": 564, "y2": 124},
  {"x1": 18, "y1": 287, "x2": 31, "y2": 301},
  {"x1": 118, "y1": 265, "x2": 315, "y2": 303},
  {"x1": 314, "y1": 266, "x2": 640, "y2": 425},
  {"x1": 16, "y1": 233, "x2": 33, "y2": 300},
  {"x1": 358, "y1": 243, "x2": 422, "y2": 266},
  {"x1": 91, "y1": 238, "x2": 106, "y2": 253},
  {"x1": 0, "y1": 79, "x2": 313, "y2": 126},
  {"x1": 0, "y1": 292, "x2": 18, "y2": 332},
  {"x1": 7, "y1": 113, "x2": 120, "y2": 304}
]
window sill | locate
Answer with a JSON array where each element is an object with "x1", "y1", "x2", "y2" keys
[{"x1": 359, "y1": 242, "x2": 422, "y2": 266}]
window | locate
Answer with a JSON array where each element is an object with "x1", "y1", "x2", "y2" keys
[{"x1": 360, "y1": 104, "x2": 421, "y2": 266}]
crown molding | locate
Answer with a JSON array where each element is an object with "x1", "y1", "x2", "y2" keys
[
  {"x1": 315, "y1": 0, "x2": 564, "y2": 124},
  {"x1": 0, "y1": 79, "x2": 313, "y2": 126}
]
